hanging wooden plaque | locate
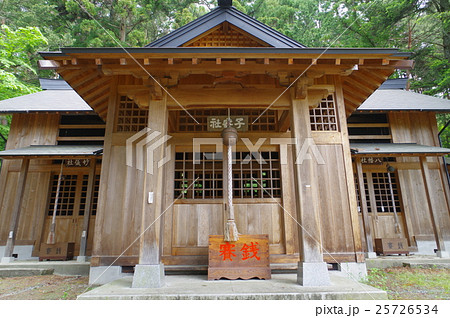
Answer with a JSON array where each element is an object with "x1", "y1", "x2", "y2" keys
[{"x1": 208, "y1": 234, "x2": 271, "y2": 280}]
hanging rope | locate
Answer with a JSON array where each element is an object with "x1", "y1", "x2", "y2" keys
[
  {"x1": 223, "y1": 114, "x2": 239, "y2": 242},
  {"x1": 387, "y1": 170, "x2": 401, "y2": 234},
  {"x1": 47, "y1": 160, "x2": 64, "y2": 244}
]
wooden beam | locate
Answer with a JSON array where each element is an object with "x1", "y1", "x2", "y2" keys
[
  {"x1": 355, "y1": 157, "x2": 374, "y2": 254},
  {"x1": 144, "y1": 58, "x2": 150, "y2": 65},
  {"x1": 166, "y1": 87, "x2": 291, "y2": 107},
  {"x1": 419, "y1": 156, "x2": 447, "y2": 254},
  {"x1": 78, "y1": 158, "x2": 97, "y2": 258},
  {"x1": 278, "y1": 110, "x2": 290, "y2": 132},
  {"x1": 2, "y1": 158, "x2": 30, "y2": 259}
]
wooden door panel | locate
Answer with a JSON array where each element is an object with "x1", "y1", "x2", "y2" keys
[{"x1": 171, "y1": 202, "x2": 284, "y2": 256}]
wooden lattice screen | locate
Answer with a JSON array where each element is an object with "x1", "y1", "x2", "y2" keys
[
  {"x1": 232, "y1": 151, "x2": 281, "y2": 199},
  {"x1": 310, "y1": 94, "x2": 338, "y2": 131},
  {"x1": 354, "y1": 172, "x2": 402, "y2": 213},
  {"x1": 185, "y1": 25, "x2": 267, "y2": 47},
  {"x1": 48, "y1": 175, "x2": 78, "y2": 216},
  {"x1": 371, "y1": 172, "x2": 402, "y2": 213},
  {"x1": 174, "y1": 151, "x2": 281, "y2": 199},
  {"x1": 48, "y1": 174, "x2": 101, "y2": 216},
  {"x1": 116, "y1": 96, "x2": 148, "y2": 132}
]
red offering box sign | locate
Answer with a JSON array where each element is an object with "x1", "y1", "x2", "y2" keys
[{"x1": 208, "y1": 234, "x2": 271, "y2": 280}]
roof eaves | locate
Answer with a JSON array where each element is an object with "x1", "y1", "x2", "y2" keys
[{"x1": 52, "y1": 47, "x2": 406, "y2": 56}]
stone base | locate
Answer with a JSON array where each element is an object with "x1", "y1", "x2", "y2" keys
[
  {"x1": 297, "y1": 262, "x2": 331, "y2": 286},
  {"x1": 436, "y1": 251, "x2": 449, "y2": 258},
  {"x1": 89, "y1": 266, "x2": 125, "y2": 285},
  {"x1": 1, "y1": 257, "x2": 15, "y2": 264},
  {"x1": 365, "y1": 252, "x2": 377, "y2": 259},
  {"x1": 132, "y1": 264, "x2": 165, "y2": 288},
  {"x1": 338, "y1": 262, "x2": 367, "y2": 281},
  {"x1": 77, "y1": 256, "x2": 87, "y2": 262}
]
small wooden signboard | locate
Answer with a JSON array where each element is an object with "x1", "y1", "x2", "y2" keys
[
  {"x1": 208, "y1": 234, "x2": 271, "y2": 280},
  {"x1": 374, "y1": 238, "x2": 409, "y2": 256},
  {"x1": 39, "y1": 242, "x2": 75, "y2": 261}
]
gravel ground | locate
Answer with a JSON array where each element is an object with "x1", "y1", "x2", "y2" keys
[
  {"x1": 0, "y1": 267, "x2": 449, "y2": 300},
  {"x1": 0, "y1": 275, "x2": 90, "y2": 300}
]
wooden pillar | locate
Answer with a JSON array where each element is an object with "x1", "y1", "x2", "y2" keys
[
  {"x1": 290, "y1": 91, "x2": 330, "y2": 286},
  {"x1": 2, "y1": 158, "x2": 30, "y2": 262},
  {"x1": 78, "y1": 157, "x2": 97, "y2": 261},
  {"x1": 419, "y1": 156, "x2": 448, "y2": 257},
  {"x1": 355, "y1": 157, "x2": 375, "y2": 257},
  {"x1": 132, "y1": 93, "x2": 168, "y2": 288}
]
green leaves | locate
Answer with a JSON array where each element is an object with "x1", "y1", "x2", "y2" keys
[{"x1": 0, "y1": 25, "x2": 46, "y2": 100}]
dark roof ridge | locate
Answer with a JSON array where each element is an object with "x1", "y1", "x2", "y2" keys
[{"x1": 146, "y1": 5, "x2": 305, "y2": 48}]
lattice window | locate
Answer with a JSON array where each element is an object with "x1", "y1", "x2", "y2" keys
[
  {"x1": 174, "y1": 109, "x2": 278, "y2": 132},
  {"x1": 310, "y1": 94, "x2": 338, "y2": 131},
  {"x1": 354, "y1": 172, "x2": 402, "y2": 213},
  {"x1": 371, "y1": 172, "x2": 402, "y2": 213},
  {"x1": 116, "y1": 96, "x2": 148, "y2": 132},
  {"x1": 48, "y1": 175, "x2": 78, "y2": 216},
  {"x1": 175, "y1": 152, "x2": 224, "y2": 199},
  {"x1": 174, "y1": 151, "x2": 281, "y2": 199},
  {"x1": 185, "y1": 26, "x2": 267, "y2": 47},
  {"x1": 233, "y1": 151, "x2": 281, "y2": 199},
  {"x1": 354, "y1": 173, "x2": 371, "y2": 213},
  {"x1": 79, "y1": 175, "x2": 100, "y2": 216}
]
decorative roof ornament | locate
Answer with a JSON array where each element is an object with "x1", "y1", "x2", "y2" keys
[{"x1": 218, "y1": 0, "x2": 232, "y2": 7}]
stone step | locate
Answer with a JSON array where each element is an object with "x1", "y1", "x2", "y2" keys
[{"x1": 0, "y1": 268, "x2": 54, "y2": 278}]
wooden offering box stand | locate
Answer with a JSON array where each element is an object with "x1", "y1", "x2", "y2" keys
[
  {"x1": 39, "y1": 242, "x2": 75, "y2": 261},
  {"x1": 374, "y1": 238, "x2": 409, "y2": 256},
  {"x1": 208, "y1": 234, "x2": 271, "y2": 280}
]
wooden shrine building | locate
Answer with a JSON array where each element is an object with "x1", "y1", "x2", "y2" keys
[{"x1": 1, "y1": 1, "x2": 449, "y2": 286}]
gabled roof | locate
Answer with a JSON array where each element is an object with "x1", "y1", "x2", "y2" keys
[
  {"x1": 147, "y1": 5, "x2": 305, "y2": 48},
  {"x1": 357, "y1": 80, "x2": 450, "y2": 112},
  {"x1": 39, "y1": 78, "x2": 72, "y2": 90},
  {"x1": 0, "y1": 145, "x2": 102, "y2": 159},
  {"x1": 0, "y1": 80, "x2": 92, "y2": 114},
  {"x1": 378, "y1": 78, "x2": 408, "y2": 90},
  {"x1": 350, "y1": 143, "x2": 450, "y2": 156}
]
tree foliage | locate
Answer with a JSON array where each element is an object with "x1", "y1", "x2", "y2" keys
[
  {"x1": 0, "y1": 25, "x2": 47, "y2": 100},
  {"x1": 0, "y1": 0, "x2": 449, "y2": 147}
]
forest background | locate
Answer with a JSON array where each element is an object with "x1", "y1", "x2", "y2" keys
[{"x1": 0, "y1": 0, "x2": 449, "y2": 150}]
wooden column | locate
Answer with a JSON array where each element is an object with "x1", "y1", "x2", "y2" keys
[
  {"x1": 2, "y1": 158, "x2": 30, "y2": 261},
  {"x1": 290, "y1": 91, "x2": 330, "y2": 285},
  {"x1": 419, "y1": 156, "x2": 448, "y2": 256},
  {"x1": 138, "y1": 95, "x2": 168, "y2": 265},
  {"x1": 78, "y1": 157, "x2": 97, "y2": 260},
  {"x1": 355, "y1": 157, "x2": 375, "y2": 256}
]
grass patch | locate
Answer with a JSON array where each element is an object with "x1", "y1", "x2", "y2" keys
[{"x1": 363, "y1": 267, "x2": 450, "y2": 300}]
